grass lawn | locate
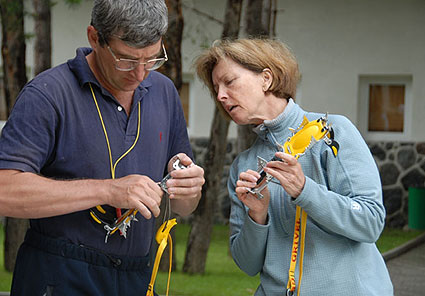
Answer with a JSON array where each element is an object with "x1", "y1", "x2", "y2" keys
[
  {"x1": 154, "y1": 224, "x2": 259, "y2": 296},
  {"x1": 0, "y1": 224, "x2": 12, "y2": 291},
  {"x1": 0, "y1": 223, "x2": 423, "y2": 295}
]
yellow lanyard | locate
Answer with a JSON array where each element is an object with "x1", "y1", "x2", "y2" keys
[
  {"x1": 90, "y1": 83, "x2": 176, "y2": 294},
  {"x1": 280, "y1": 151, "x2": 307, "y2": 296},
  {"x1": 279, "y1": 114, "x2": 339, "y2": 295},
  {"x1": 88, "y1": 82, "x2": 141, "y2": 228},
  {"x1": 286, "y1": 206, "x2": 307, "y2": 296}
]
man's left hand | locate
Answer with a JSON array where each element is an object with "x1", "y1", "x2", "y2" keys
[{"x1": 165, "y1": 153, "x2": 205, "y2": 216}]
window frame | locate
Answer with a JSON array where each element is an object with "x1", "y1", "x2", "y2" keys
[{"x1": 358, "y1": 75, "x2": 412, "y2": 141}]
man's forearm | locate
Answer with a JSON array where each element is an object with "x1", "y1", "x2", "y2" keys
[{"x1": 0, "y1": 170, "x2": 109, "y2": 219}]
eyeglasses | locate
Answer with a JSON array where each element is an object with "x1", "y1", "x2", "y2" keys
[{"x1": 106, "y1": 42, "x2": 168, "y2": 72}]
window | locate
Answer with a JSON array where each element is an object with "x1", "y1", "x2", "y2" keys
[
  {"x1": 368, "y1": 84, "x2": 404, "y2": 132},
  {"x1": 358, "y1": 75, "x2": 412, "y2": 141}
]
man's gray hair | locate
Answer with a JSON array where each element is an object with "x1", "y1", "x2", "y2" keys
[{"x1": 91, "y1": 0, "x2": 168, "y2": 48}]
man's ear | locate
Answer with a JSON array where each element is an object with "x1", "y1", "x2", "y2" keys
[
  {"x1": 262, "y1": 68, "x2": 273, "y2": 92},
  {"x1": 87, "y1": 25, "x2": 99, "y2": 50}
]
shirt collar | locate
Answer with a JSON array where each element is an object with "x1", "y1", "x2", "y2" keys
[
  {"x1": 253, "y1": 98, "x2": 296, "y2": 134},
  {"x1": 67, "y1": 47, "x2": 98, "y2": 88},
  {"x1": 253, "y1": 99, "x2": 306, "y2": 144}
]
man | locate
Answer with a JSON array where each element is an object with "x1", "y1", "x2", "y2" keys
[{"x1": 0, "y1": 0, "x2": 204, "y2": 295}]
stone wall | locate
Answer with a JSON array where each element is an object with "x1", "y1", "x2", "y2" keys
[
  {"x1": 369, "y1": 141, "x2": 425, "y2": 228},
  {"x1": 190, "y1": 138, "x2": 425, "y2": 228},
  {"x1": 190, "y1": 138, "x2": 238, "y2": 224}
]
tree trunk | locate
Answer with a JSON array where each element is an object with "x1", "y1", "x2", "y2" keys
[
  {"x1": 155, "y1": 0, "x2": 184, "y2": 272},
  {"x1": 162, "y1": 0, "x2": 184, "y2": 92},
  {"x1": 183, "y1": 108, "x2": 231, "y2": 273},
  {"x1": 0, "y1": 0, "x2": 27, "y2": 114},
  {"x1": 221, "y1": 0, "x2": 243, "y2": 39},
  {"x1": 236, "y1": 124, "x2": 257, "y2": 154},
  {"x1": 33, "y1": 0, "x2": 52, "y2": 75},
  {"x1": 0, "y1": 0, "x2": 29, "y2": 272},
  {"x1": 237, "y1": 0, "x2": 277, "y2": 154},
  {"x1": 182, "y1": 0, "x2": 242, "y2": 274},
  {"x1": 4, "y1": 219, "x2": 29, "y2": 272}
]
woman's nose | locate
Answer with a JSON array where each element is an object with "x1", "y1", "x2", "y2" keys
[{"x1": 216, "y1": 87, "x2": 227, "y2": 102}]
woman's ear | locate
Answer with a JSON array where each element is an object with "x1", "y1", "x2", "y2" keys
[{"x1": 262, "y1": 68, "x2": 273, "y2": 92}]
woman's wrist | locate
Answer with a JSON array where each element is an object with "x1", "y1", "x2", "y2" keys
[{"x1": 248, "y1": 209, "x2": 268, "y2": 225}]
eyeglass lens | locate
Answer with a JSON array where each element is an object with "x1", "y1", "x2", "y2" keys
[{"x1": 115, "y1": 59, "x2": 165, "y2": 71}]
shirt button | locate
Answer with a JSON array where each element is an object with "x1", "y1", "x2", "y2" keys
[{"x1": 117, "y1": 106, "x2": 123, "y2": 112}]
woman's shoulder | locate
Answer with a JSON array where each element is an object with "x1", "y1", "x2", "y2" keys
[{"x1": 303, "y1": 111, "x2": 357, "y2": 132}]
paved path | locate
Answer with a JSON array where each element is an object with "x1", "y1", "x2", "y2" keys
[{"x1": 384, "y1": 233, "x2": 425, "y2": 296}]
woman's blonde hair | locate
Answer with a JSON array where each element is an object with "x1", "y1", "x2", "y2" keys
[{"x1": 194, "y1": 38, "x2": 300, "y2": 119}]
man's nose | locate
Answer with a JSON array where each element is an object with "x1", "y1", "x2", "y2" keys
[{"x1": 133, "y1": 64, "x2": 147, "y2": 82}]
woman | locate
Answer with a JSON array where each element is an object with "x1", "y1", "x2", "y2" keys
[{"x1": 195, "y1": 39, "x2": 393, "y2": 296}]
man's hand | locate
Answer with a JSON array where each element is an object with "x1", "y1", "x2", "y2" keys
[
  {"x1": 165, "y1": 153, "x2": 205, "y2": 216},
  {"x1": 107, "y1": 175, "x2": 164, "y2": 219}
]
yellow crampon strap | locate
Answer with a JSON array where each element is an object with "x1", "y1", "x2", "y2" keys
[
  {"x1": 286, "y1": 206, "x2": 307, "y2": 296},
  {"x1": 282, "y1": 114, "x2": 339, "y2": 295},
  {"x1": 146, "y1": 218, "x2": 178, "y2": 296}
]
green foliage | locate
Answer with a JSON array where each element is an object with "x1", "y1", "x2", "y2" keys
[
  {"x1": 50, "y1": 0, "x2": 85, "y2": 9},
  {"x1": 0, "y1": 0, "x2": 23, "y2": 15},
  {"x1": 24, "y1": 32, "x2": 35, "y2": 41},
  {"x1": 63, "y1": 0, "x2": 84, "y2": 8},
  {"x1": 0, "y1": 0, "x2": 25, "y2": 31}
]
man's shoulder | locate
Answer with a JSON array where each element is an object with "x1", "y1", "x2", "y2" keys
[
  {"x1": 28, "y1": 62, "x2": 75, "y2": 89},
  {"x1": 20, "y1": 62, "x2": 81, "y2": 108}
]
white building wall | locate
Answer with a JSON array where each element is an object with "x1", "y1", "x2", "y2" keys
[
  {"x1": 182, "y1": 0, "x2": 425, "y2": 140},
  {"x1": 24, "y1": 1, "x2": 92, "y2": 77},
  {"x1": 278, "y1": 0, "x2": 425, "y2": 140},
  {"x1": 4, "y1": 0, "x2": 425, "y2": 140}
]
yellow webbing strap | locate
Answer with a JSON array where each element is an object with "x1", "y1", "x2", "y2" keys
[
  {"x1": 146, "y1": 218, "x2": 177, "y2": 296},
  {"x1": 286, "y1": 206, "x2": 308, "y2": 296},
  {"x1": 282, "y1": 114, "x2": 339, "y2": 295}
]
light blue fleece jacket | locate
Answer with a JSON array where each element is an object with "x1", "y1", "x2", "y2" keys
[{"x1": 228, "y1": 100, "x2": 393, "y2": 295}]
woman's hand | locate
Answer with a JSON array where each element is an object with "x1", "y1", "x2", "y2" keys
[
  {"x1": 235, "y1": 169, "x2": 270, "y2": 225},
  {"x1": 264, "y1": 151, "x2": 306, "y2": 198}
]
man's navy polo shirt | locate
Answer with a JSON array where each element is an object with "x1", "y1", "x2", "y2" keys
[{"x1": 0, "y1": 48, "x2": 193, "y2": 256}]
